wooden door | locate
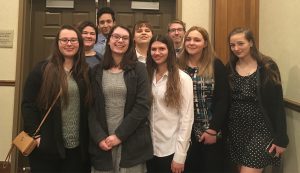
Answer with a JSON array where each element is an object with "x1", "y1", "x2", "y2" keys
[
  {"x1": 101, "y1": 0, "x2": 176, "y2": 35},
  {"x1": 29, "y1": 0, "x2": 96, "y2": 70},
  {"x1": 214, "y1": 0, "x2": 259, "y2": 64}
]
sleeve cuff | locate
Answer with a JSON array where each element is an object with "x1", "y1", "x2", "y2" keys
[{"x1": 173, "y1": 151, "x2": 187, "y2": 164}]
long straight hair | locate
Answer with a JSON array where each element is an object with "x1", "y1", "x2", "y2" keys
[
  {"x1": 146, "y1": 34, "x2": 182, "y2": 109},
  {"x1": 178, "y1": 26, "x2": 216, "y2": 78},
  {"x1": 228, "y1": 27, "x2": 281, "y2": 85},
  {"x1": 37, "y1": 25, "x2": 90, "y2": 109},
  {"x1": 102, "y1": 25, "x2": 137, "y2": 70}
]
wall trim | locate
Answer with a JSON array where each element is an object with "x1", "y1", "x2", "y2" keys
[
  {"x1": 0, "y1": 80, "x2": 15, "y2": 86},
  {"x1": 284, "y1": 98, "x2": 300, "y2": 113}
]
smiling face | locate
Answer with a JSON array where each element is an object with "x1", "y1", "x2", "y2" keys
[
  {"x1": 229, "y1": 33, "x2": 253, "y2": 59},
  {"x1": 98, "y1": 13, "x2": 115, "y2": 36},
  {"x1": 108, "y1": 27, "x2": 130, "y2": 57},
  {"x1": 168, "y1": 23, "x2": 185, "y2": 46},
  {"x1": 184, "y1": 30, "x2": 206, "y2": 57},
  {"x1": 150, "y1": 41, "x2": 168, "y2": 66},
  {"x1": 134, "y1": 25, "x2": 153, "y2": 45},
  {"x1": 81, "y1": 26, "x2": 97, "y2": 49},
  {"x1": 58, "y1": 29, "x2": 79, "y2": 59}
]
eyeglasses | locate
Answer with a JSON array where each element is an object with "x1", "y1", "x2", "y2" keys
[
  {"x1": 59, "y1": 38, "x2": 79, "y2": 44},
  {"x1": 168, "y1": 28, "x2": 184, "y2": 33},
  {"x1": 110, "y1": 34, "x2": 130, "y2": 42}
]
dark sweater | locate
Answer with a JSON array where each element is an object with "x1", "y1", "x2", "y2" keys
[
  {"x1": 256, "y1": 60, "x2": 289, "y2": 147},
  {"x1": 228, "y1": 58, "x2": 289, "y2": 147},
  {"x1": 210, "y1": 58, "x2": 230, "y2": 131},
  {"x1": 22, "y1": 61, "x2": 90, "y2": 161},
  {"x1": 88, "y1": 61, "x2": 153, "y2": 171}
]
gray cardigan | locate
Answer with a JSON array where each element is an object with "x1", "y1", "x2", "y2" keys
[{"x1": 88, "y1": 61, "x2": 153, "y2": 171}]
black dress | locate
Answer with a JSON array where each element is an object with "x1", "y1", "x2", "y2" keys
[{"x1": 228, "y1": 71, "x2": 280, "y2": 169}]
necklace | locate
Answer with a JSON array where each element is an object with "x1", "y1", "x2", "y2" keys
[{"x1": 112, "y1": 63, "x2": 121, "y2": 68}]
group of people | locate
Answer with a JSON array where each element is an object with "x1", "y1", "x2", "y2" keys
[{"x1": 21, "y1": 6, "x2": 288, "y2": 173}]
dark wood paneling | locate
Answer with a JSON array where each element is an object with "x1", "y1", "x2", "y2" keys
[
  {"x1": 110, "y1": 0, "x2": 175, "y2": 35},
  {"x1": 30, "y1": 0, "x2": 96, "y2": 70}
]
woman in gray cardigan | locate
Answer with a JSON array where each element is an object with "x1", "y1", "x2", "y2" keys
[{"x1": 89, "y1": 25, "x2": 153, "y2": 173}]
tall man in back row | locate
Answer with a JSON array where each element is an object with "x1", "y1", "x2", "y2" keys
[
  {"x1": 93, "y1": 7, "x2": 116, "y2": 56},
  {"x1": 167, "y1": 19, "x2": 186, "y2": 56}
]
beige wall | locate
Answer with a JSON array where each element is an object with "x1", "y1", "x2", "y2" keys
[
  {"x1": 0, "y1": 1, "x2": 19, "y2": 159},
  {"x1": 260, "y1": 0, "x2": 300, "y2": 172},
  {"x1": 284, "y1": 108, "x2": 300, "y2": 172},
  {"x1": 259, "y1": 0, "x2": 300, "y2": 103},
  {"x1": 182, "y1": 0, "x2": 212, "y2": 34}
]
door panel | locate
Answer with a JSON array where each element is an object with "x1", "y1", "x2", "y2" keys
[
  {"x1": 214, "y1": 0, "x2": 259, "y2": 64},
  {"x1": 30, "y1": 0, "x2": 96, "y2": 70},
  {"x1": 109, "y1": 0, "x2": 176, "y2": 35}
]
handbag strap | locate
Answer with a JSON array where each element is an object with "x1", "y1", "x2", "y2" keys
[
  {"x1": 3, "y1": 145, "x2": 13, "y2": 168},
  {"x1": 2, "y1": 89, "x2": 61, "y2": 167},
  {"x1": 33, "y1": 88, "x2": 62, "y2": 137}
]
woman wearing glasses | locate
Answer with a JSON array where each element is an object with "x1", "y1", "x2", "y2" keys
[
  {"x1": 22, "y1": 25, "x2": 91, "y2": 172},
  {"x1": 89, "y1": 25, "x2": 153, "y2": 173}
]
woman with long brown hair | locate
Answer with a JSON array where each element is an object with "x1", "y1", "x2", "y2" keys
[
  {"x1": 227, "y1": 27, "x2": 288, "y2": 173},
  {"x1": 146, "y1": 34, "x2": 194, "y2": 173},
  {"x1": 22, "y1": 24, "x2": 91, "y2": 172},
  {"x1": 178, "y1": 26, "x2": 229, "y2": 173},
  {"x1": 88, "y1": 25, "x2": 153, "y2": 173}
]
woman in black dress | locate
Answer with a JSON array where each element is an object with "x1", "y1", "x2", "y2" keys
[{"x1": 227, "y1": 27, "x2": 289, "y2": 173}]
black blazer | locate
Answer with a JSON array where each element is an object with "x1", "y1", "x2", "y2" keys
[
  {"x1": 88, "y1": 61, "x2": 153, "y2": 171},
  {"x1": 22, "y1": 61, "x2": 90, "y2": 161}
]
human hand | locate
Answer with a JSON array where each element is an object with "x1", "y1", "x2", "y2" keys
[
  {"x1": 171, "y1": 160, "x2": 184, "y2": 173},
  {"x1": 105, "y1": 134, "x2": 121, "y2": 147},
  {"x1": 35, "y1": 137, "x2": 41, "y2": 147},
  {"x1": 199, "y1": 129, "x2": 217, "y2": 144},
  {"x1": 268, "y1": 144, "x2": 286, "y2": 157},
  {"x1": 98, "y1": 139, "x2": 112, "y2": 151}
]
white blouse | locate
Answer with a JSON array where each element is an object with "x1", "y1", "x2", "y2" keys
[{"x1": 150, "y1": 69, "x2": 194, "y2": 164}]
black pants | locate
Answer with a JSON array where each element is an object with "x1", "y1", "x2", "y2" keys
[
  {"x1": 29, "y1": 147, "x2": 90, "y2": 173},
  {"x1": 147, "y1": 154, "x2": 174, "y2": 173},
  {"x1": 185, "y1": 132, "x2": 229, "y2": 173}
]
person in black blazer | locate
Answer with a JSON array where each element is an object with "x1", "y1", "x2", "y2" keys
[
  {"x1": 88, "y1": 25, "x2": 153, "y2": 173},
  {"x1": 22, "y1": 25, "x2": 91, "y2": 172}
]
